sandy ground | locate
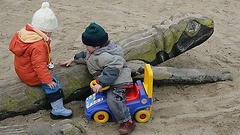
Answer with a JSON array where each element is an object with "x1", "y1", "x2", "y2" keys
[{"x1": 1, "y1": 0, "x2": 240, "y2": 134}]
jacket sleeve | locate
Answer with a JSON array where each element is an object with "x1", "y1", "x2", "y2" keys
[
  {"x1": 74, "y1": 51, "x2": 87, "y2": 64},
  {"x1": 97, "y1": 67, "x2": 119, "y2": 87},
  {"x1": 96, "y1": 53, "x2": 124, "y2": 87},
  {"x1": 30, "y1": 43, "x2": 53, "y2": 84}
]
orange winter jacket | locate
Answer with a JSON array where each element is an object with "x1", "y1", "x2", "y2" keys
[{"x1": 9, "y1": 24, "x2": 53, "y2": 86}]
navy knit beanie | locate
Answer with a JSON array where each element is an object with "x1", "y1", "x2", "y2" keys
[{"x1": 82, "y1": 22, "x2": 108, "y2": 47}]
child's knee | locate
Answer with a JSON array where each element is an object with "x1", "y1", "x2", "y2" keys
[{"x1": 110, "y1": 88, "x2": 126, "y2": 101}]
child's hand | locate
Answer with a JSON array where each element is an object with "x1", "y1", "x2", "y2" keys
[
  {"x1": 92, "y1": 84, "x2": 102, "y2": 93},
  {"x1": 59, "y1": 58, "x2": 74, "y2": 67},
  {"x1": 47, "y1": 81, "x2": 57, "y2": 89}
]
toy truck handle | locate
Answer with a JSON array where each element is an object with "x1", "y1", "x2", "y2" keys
[
  {"x1": 90, "y1": 80, "x2": 110, "y2": 92},
  {"x1": 143, "y1": 64, "x2": 153, "y2": 98}
]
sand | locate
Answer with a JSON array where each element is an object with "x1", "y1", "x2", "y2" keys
[{"x1": 0, "y1": 0, "x2": 240, "y2": 134}]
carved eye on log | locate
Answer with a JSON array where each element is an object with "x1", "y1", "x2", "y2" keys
[{"x1": 185, "y1": 20, "x2": 201, "y2": 37}]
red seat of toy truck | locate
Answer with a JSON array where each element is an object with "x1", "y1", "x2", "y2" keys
[{"x1": 126, "y1": 83, "x2": 140, "y2": 102}]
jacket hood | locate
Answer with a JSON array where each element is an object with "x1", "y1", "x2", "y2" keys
[
  {"x1": 9, "y1": 24, "x2": 48, "y2": 56},
  {"x1": 94, "y1": 41, "x2": 124, "y2": 56}
]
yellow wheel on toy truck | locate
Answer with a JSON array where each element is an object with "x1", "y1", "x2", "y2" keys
[
  {"x1": 93, "y1": 111, "x2": 109, "y2": 123},
  {"x1": 135, "y1": 110, "x2": 151, "y2": 123}
]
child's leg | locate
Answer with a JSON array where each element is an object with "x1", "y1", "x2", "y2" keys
[
  {"x1": 106, "y1": 88, "x2": 131, "y2": 123},
  {"x1": 41, "y1": 76, "x2": 64, "y2": 102},
  {"x1": 40, "y1": 76, "x2": 72, "y2": 119},
  {"x1": 106, "y1": 88, "x2": 135, "y2": 134}
]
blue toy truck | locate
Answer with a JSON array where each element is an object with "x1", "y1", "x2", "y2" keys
[{"x1": 85, "y1": 64, "x2": 153, "y2": 123}]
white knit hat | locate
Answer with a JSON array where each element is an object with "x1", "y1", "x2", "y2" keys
[{"x1": 31, "y1": 2, "x2": 58, "y2": 32}]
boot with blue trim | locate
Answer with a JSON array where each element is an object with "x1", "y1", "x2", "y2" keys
[{"x1": 50, "y1": 98, "x2": 73, "y2": 119}]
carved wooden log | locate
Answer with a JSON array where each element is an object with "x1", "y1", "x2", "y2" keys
[
  {"x1": 119, "y1": 13, "x2": 214, "y2": 65},
  {"x1": 0, "y1": 64, "x2": 232, "y2": 120},
  {"x1": 0, "y1": 13, "x2": 232, "y2": 120}
]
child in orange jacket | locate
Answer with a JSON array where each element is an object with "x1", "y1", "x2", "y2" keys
[{"x1": 9, "y1": 2, "x2": 72, "y2": 119}]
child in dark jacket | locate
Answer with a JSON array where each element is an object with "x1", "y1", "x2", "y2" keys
[
  {"x1": 9, "y1": 2, "x2": 72, "y2": 119},
  {"x1": 59, "y1": 22, "x2": 136, "y2": 134}
]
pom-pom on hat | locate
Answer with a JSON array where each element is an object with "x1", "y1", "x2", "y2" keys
[
  {"x1": 82, "y1": 22, "x2": 108, "y2": 47},
  {"x1": 31, "y1": 2, "x2": 58, "y2": 32}
]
